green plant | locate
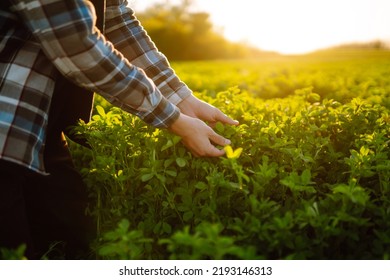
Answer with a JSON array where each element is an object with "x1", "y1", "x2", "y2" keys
[{"x1": 68, "y1": 51, "x2": 390, "y2": 260}]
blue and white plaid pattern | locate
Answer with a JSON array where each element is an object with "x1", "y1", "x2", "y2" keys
[{"x1": 0, "y1": 0, "x2": 192, "y2": 174}]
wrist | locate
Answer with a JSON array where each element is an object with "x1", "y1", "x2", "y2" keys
[
  {"x1": 168, "y1": 112, "x2": 185, "y2": 134},
  {"x1": 168, "y1": 113, "x2": 197, "y2": 139}
]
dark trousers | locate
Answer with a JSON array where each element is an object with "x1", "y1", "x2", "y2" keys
[{"x1": 0, "y1": 133, "x2": 95, "y2": 259}]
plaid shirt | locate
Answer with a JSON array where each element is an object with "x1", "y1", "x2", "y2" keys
[{"x1": 0, "y1": 0, "x2": 192, "y2": 174}]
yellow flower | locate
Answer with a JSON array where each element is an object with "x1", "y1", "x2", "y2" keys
[{"x1": 224, "y1": 145, "x2": 243, "y2": 159}]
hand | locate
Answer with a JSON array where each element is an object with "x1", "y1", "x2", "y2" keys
[
  {"x1": 169, "y1": 113, "x2": 231, "y2": 157},
  {"x1": 177, "y1": 95, "x2": 239, "y2": 127},
  {"x1": 169, "y1": 95, "x2": 239, "y2": 157}
]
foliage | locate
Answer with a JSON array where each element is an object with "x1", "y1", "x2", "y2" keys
[
  {"x1": 69, "y1": 51, "x2": 390, "y2": 259},
  {"x1": 171, "y1": 50, "x2": 390, "y2": 106},
  {"x1": 136, "y1": 0, "x2": 269, "y2": 60},
  {"x1": 0, "y1": 244, "x2": 27, "y2": 260}
]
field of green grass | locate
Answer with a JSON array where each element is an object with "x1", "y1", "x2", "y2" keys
[{"x1": 68, "y1": 49, "x2": 390, "y2": 260}]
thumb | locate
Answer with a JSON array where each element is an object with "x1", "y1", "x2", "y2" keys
[{"x1": 208, "y1": 130, "x2": 231, "y2": 147}]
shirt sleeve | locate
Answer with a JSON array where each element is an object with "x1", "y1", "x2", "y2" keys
[
  {"x1": 104, "y1": 0, "x2": 193, "y2": 106},
  {"x1": 9, "y1": 0, "x2": 180, "y2": 128}
]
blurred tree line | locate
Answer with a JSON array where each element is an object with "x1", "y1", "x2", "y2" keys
[
  {"x1": 135, "y1": 0, "x2": 269, "y2": 60},
  {"x1": 330, "y1": 40, "x2": 390, "y2": 50}
]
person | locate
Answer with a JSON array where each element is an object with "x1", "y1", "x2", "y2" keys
[{"x1": 0, "y1": 0, "x2": 238, "y2": 259}]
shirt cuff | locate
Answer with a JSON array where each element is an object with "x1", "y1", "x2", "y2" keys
[
  {"x1": 166, "y1": 84, "x2": 193, "y2": 105},
  {"x1": 141, "y1": 96, "x2": 181, "y2": 129}
]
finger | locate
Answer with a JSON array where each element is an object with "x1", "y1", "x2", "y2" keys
[
  {"x1": 182, "y1": 138, "x2": 222, "y2": 157},
  {"x1": 201, "y1": 139, "x2": 226, "y2": 157},
  {"x1": 208, "y1": 130, "x2": 231, "y2": 147},
  {"x1": 213, "y1": 109, "x2": 239, "y2": 126},
  {"x1": 206, "y1": 145, "x2": 226, "y2": 157}
]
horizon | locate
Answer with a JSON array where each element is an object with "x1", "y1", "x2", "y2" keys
[{"x1": 130, "y1": 0, "x2": 390, "y2": 55}]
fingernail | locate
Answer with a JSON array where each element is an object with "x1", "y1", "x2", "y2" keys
[{"x1": 225, "y1": 139, "x2": 231, "y2": 145}]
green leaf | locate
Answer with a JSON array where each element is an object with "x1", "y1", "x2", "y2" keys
[
  {"x1": 96, "y1": 105, "x2": 106, "y2": 117},
  {"x1": 162, "y1": 222, "x2": 172, "y2": 234},
  {"x1": 215, "y1": 122, "x2": 225, "y2": 133},
  {"x1": 141, "y1": 173, "x2": 154, "y2": 182},
  {"x1": 164, "y1": 158, "x2": 174, "y2": 168},
  {"x1": 301, "y1": 169, "x2": 312, "y2": 185},
  {"x1": 176, "y1": 157, "x2": 186, "y2": 167},
  {"x1": 165, "y1": 169, "x2": 177, "y2": 177},
  {"x1": 183, "y1": 211, "x2": 194, "y2": 222},
  {"x1": 161, "y1": 139, "x2": 173, "y2": 151}
]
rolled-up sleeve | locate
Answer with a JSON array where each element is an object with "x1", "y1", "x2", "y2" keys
[
  {"x1": 104, "y1": 0, "x2": 193, "y2": 105},
  {"x1": 9, "y1": 0, "x2": 180, "y2": 128}
]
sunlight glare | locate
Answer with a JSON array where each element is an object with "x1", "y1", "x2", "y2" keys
[
  {"x1": 194, "y1": 0, "x2": 390, "y2": 54},
  {"x1": 132, "y1": 0, "x2": 390, "y2": 55}
]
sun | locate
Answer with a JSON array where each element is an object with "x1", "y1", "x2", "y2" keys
[{"x1": 194, "y1": 0, "x2": 337, "y2": 54}]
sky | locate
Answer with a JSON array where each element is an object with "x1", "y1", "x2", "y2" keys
[{"x1": 129, "y1": 0, "x2": 390, "y2": 54}]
